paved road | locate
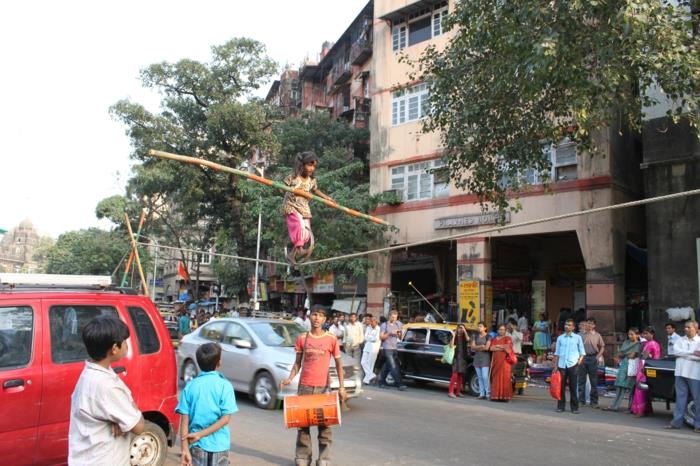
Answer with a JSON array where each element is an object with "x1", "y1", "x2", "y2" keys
[{"x1": 166, "y1": 382, "x2": 697, "y2": 465}]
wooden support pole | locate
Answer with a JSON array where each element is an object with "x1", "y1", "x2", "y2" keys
[
  {"x1": 147, "y1": 149, "x2": 390, "y2": 226},
  {"x1": 124, "y1": 213, "x2": 149, "y2": 296},
  {"x1": 121, "y1": 209, "x2": 146, "y2": 287}
]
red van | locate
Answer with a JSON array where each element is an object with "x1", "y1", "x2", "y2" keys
[{"x1": 0, "y1": 274, "x2": 178, "y2": 465}]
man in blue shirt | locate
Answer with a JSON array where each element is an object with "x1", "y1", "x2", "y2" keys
[
  {"x1": 176, "y1": 343, "x2": 238, "y2": 466},
  {"x1": 552, "y1": 319, "x2": 585, "y2": 414}
]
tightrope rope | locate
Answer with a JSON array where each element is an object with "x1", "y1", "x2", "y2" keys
[
  {"x1": 135, "y1": 242, "x2": 289, "y2": 267},
  {"x1": 300, "y1": 187, "x2": 700, "y2": 266}
]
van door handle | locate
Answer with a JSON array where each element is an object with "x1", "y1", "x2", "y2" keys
[
  {"x1": 3, "y1": 379, "x2": 24, "y2": 389},
  {"x1": 113, "y1": 366, "x2": 126, "y2": 374}
]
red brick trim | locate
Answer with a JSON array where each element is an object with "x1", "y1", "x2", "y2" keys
[
  {"x1": 371, "y1": 176, "x2": 614, "y2": 216},
  {"x1": 586, "y1": 304, "x2": 626, "y2": 311},
  {"x1": 456, "y1": 237, "x2": 488, "y2": 244},
  {"x1": 371, "y1": 79, "x2": 424, "y2": 97},
  {"x1": 457, "y1": 258, "x2": 491, "y2": 265},
  {"x1": 369, "y1": 151, "x2": 443, "y2": 170}
]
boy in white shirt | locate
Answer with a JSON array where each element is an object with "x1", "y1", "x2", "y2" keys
[{"x1": 69, "y1": 316, "x2": 144, "y2": 466}]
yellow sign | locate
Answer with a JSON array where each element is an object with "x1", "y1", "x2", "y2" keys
[
  {"x1": 484, "y1": 285, "x2": 493, "y2": 330},
  {"x1": 459, "y1": 280, "x2": 480, "y2": 330},
  {"x1": 646, "y1": 369, "x2": 656, "y2": 378}
]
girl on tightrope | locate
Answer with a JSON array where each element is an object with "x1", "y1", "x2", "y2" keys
[{"x1": 283, "y1": 151, "x2": 334, "y2": 264}]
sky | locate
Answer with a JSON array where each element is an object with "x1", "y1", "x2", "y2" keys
[{"x1": 0, "y1": 0, "x2": 369, "y2": 238}]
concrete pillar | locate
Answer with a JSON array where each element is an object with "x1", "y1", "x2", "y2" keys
[
  {"x1": 367, "y1": 251, "x2": 391, "y2": 317},
  {"x1": 456, "y1": 237, "x2": 492, "y2": 324},
  {"x1": 577, "y1": 206, "x2": 628, "y2": 359}
]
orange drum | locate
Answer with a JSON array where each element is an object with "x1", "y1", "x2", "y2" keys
[{"x1": 283, "y1": 392, "x2": 341, "y2": 429}]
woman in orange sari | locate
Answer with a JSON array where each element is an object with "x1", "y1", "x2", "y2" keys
[{"x1": 490, "y1": 324, "x2": 514, "y2": 401}]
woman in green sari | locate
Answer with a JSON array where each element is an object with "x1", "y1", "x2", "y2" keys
[{"x1": 604, "y1": 327, "x2": 642, "y2": 412}]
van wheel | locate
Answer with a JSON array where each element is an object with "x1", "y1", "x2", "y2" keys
[
  {"x1": 253, "y1": 372, "x2": 278, "y2": 410},
  {"x1": 182, "y1": 359, "x2": 198, "y2": 383},
  {"x1": 130, "y1": 421, "x2": 167, "y2": 466}
]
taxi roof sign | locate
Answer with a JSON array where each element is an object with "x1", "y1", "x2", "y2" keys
[{"x1": 0, "y1": 273, "x2": 113, "y2": 288}]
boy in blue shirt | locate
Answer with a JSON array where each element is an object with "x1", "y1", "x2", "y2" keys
[{"x1": 176, "y1": 342, "x2": 237, "y2": 466}]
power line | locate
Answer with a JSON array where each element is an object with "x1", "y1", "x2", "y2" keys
[{"x1": 300, "y1": 187, "x2": 700, "y2": 267}]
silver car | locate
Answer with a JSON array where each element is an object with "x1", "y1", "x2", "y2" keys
[{"x1": 177, "y1": 317, "x2": 363, "y2": 409}]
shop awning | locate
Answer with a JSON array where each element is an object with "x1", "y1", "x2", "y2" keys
[{"x1": 331, "y1": 298, "x2": 366, "y2": 314}]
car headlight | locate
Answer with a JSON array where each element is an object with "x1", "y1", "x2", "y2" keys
[{"x1": 275, "y1": 362, "x2": 293, "y2": 371}]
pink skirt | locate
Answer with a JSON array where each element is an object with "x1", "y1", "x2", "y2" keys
[{"x1": 286, "y1": 212, "x2": 311, "y2": 247}]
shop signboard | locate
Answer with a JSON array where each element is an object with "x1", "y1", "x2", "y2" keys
[
  {"x1": 313, "y1": 271, "x2": 335, "y2": 293},
  {"x1": 459, "y1": 280, "x2": 480, "y2": 330},
  {"x1": 434, "y1": 212, "x2": 509, "y2": 230},
  {"x1": 259, "y1": 282, "x2": 268, "y2": 302},
  {"x1": 484, "y1": 284, "x2": 493, "y2": 330},
  {"x1": 531, "y1": 280, "x2": 546, "y2": 319}
]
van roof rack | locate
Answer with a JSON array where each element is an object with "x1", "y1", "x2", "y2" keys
[{"x1": 0, "y1": 273, "x2": 138, "y2": 295}]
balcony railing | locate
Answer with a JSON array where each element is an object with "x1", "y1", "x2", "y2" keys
[
  {"x1": 331, "y1": 60, "x2": 352, "y2": 86},
  {"x1": 350, "y1": 37, "x2": 372, "y2": 65},
  {"x1": 354, "y1": 97, "x2": 371, "y2": 121}
]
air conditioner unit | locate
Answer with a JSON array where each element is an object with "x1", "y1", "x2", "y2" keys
[{"x1": 382, "y1": 188, "x2": 405, "y2": 204}]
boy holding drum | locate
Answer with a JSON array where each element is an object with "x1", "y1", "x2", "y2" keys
[{"x1": 281, "y1": 305, "x2": 347, "y2": 466}]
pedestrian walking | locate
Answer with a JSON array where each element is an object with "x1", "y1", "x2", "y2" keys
[
  {"x1": 293, "y1": 308, "x2": 311, "y2": 331},
  {"x1": 506, "y1": 319, "x2": 523, "y2": 355},
  {"x1": 604, "y1": 327, "x2": 641, "y2": 412},
  {"x1": 631, "y1": 326, "x2": 662, "y2": 417},
  {"x1": 343, "y1": 312, "x2": 364, "y2": 362},
  {"x1": 281, "y1": 305, "x2": 347, "y2": 466},
  {"x1": 665, "y1": 320, "x2": 700, "y2": 432},
  {"x1": 665, "y1": 322, "x2": 681, "y2": 356},
  {"x1": 471, "y1": 322, "x2": 491, "y2": 399},
  {"x1": 377, "y1": 309, "x2": 407, "y2": 390},
  {"x1": 176, "y1": 343, "x2": 238, "y2": 466},
  {"x1": 448, "y1": 324, "x2": 470, "y2": 398},
  {"x1": 533, "y1": 313, "x2": 552, "y2": 363},
  {"x1": 489, "y1": 324, "x2": 514, "y2": 401},
  {"x1": 552, "y1": 319, "x2": 585, "y2": 414},
  {"x1": 178, "y1": 307, "x2": 192, "y2": 339},
  {"x1": 578, "y1": 317, "x2": 605, "y2": 408},
  {"x1": 68, "y1": 316, "x2": 145, "y2": 466},
  {"x1": 361, "y1": 316, "x2": 381, "y2": 384}
]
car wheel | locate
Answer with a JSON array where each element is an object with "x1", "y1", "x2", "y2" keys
[
  {"x1": 182, "y1": 359, "x2": 198, "y2": 383},
  {"x1": 130, "y1": 421, "x2": 167, "y2": 466},
  {"x1": 466, "y1": 370, "x2": 479, "y2": 396},
  {"x1": 685, "y1": 400, "x2": 696, "y2": 427},
  {"x1": 253, "y1": 372, "x2": 278, "y2": 410}
]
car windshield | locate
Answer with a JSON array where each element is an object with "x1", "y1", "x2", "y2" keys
[{"x1": 249, "y1": 322, "x2": 304, "y2": 347}]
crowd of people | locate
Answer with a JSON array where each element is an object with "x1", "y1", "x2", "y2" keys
[{"x1": 66, "y1": 303, "x2": 699, "y2": 466}]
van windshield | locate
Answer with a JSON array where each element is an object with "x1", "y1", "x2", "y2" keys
[{"x1": 249, "y1": 322, "x2": 304, "y2": 347}]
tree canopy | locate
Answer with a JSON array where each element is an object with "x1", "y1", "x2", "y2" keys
[
  {"x1": 108, "y1": 38, "x2": 387, "y2": 297},
  {"x1": 45, "y1": 228, "x2": 134, "y2": 276},
  {"x1": 412, "y1": 0, "x2": 700, "y2": 214}
]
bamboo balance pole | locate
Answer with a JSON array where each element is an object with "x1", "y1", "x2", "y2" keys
[
  {"x1": 147, "y1": 149, "x2": 390, "y2": 226},
  {"x1": 120, "y1": 209, "x2": 146, "y2": 287},
  {"x1": 124, "y1": 213, "x2": 149, "y2": 296}
]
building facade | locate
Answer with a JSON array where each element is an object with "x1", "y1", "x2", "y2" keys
[
  {"x1": 267, "y1": 1, "x2": 373, "y2": 129},
  {"x1": 367, "y1": 0, "x2": 646, "y2": 345},
  {"x1": 642, "y1": 85, "x2": 700, "y2": 341}
]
